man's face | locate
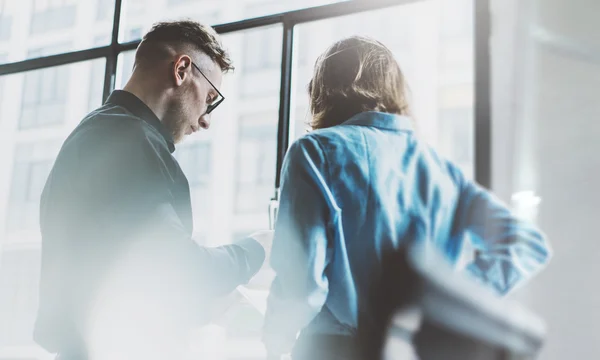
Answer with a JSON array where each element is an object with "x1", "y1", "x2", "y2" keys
[{"x1": 165, "y1": 55, "x2": 223, "y2": 143}]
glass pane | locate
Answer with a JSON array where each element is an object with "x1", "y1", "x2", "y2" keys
[
  {"x1": 292, "y1": 0, "x2": 475, "y2": 177},
  {"x1": 0, "y1": 58, "x2": 106, "y2": 358},
  {"x1": 16, "y1": 58, "x2": 106, "y2": 131},
  {"x1": 0, "y1": 53, "x2": 6, "y2": 117},
  {"x1": 88, "y1": 36, "x2": 110, "y2": 111},
  {"x1": 236, "y1": 112, "x2": 278, "y2": 214},
  {"x1": 119, "y1": 0, "x2": 347, "y2": 42},
  {"x1": 116, "y1": 49, "x2": 136, "y2": 89},
  {"x1": 0, "y1": 249, "x2": 41, "y2": 348},
  {"x1": 0, "y1": 0, "x2": 114, "y2": 64},
  {"x1": 6, "y1": 141, "x2": 60, "y2": 234}
]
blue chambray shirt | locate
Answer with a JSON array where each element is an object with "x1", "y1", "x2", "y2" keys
[{"x1": 263, "y1": 111, "x2": 551, "y2": 355}]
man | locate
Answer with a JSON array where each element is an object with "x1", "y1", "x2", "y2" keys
[{"x1": 34, "y1": 20, "x2": 268, "y2": 359}]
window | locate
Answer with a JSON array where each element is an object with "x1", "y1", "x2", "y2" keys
[
  {"x1": 437, "y1": 106, "x2": 473, "y2": 173},
  {"x1": 173, "y1": 141, "x2": 212, "y2": 231},
  {"x1": 292, "y1": 0, "x2": 475, "y2": 177},
  {"x1": 241, "y1": 24, "x2": 282, "y2": 97},
  {"x1": 88, "y1": 36, "x2": 110, "y2": 112},
  {"x1": 20, "y1": 46, "x2": 71, "y2": 130},
  {"x1": 115, "y1": 28, "x2": 142, "y2": 88},
  {"x1": 30, "y1": 0, "x2": 78, "y2": 34},
  {"x1": 119, "y1": 0, "x2": 347, "y2": 43},
  {"x1": 243, "y1": 26, "x2": 281, "y2": 71},
  {"x1": 235, "y1": 113, "x2": 277, "y2": 214},
  {"x1": 168, "y1": 0, "x2": 193, "y2": 5},
  {"x1": 96, "y1": 0, "x2": 115, "y2": 21},
  {"x1": 294, "y1": 31, "x2": 311, "y2": 68},
  {"x1": 175, "y1": 142, "x2": 211, "y2": 187},
  {"x1": 0, "y1": 249, "x2": 41, "y2": 347},
  {"x1": 0, "y1": 0, "x2": 11, "y2": 42},
  {"x1": 440, "y1": 0, "x2": 473, "y2": 39},
  {"x1": 0, "y1": 53, "x2": 6, "y2": 105},
  {"x1": 125, "y1": 27, "x2": 142, "y2": 42},
  {"x1": 244, "y1": 0, "x2": 347, "y2": 18},
  {"x1": 6, "y1": 141, "x2": 61, "y2": 233},
  {"x1": 0, "y1": 0, "x2": 113, "y2": 62}
]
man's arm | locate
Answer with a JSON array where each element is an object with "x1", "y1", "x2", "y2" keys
[
  {"x1": 111, "y1": 133, "x2": 265, "y2": 298},
  {"x1": 450, "y1": 166, "x2": 552, "y2": 295},
  {"x1": 151, "y1": 205, "x2": 265, "y2": 297},
  {"x1": 262, "y1": 136, "x2": 334, "y2": 357}
]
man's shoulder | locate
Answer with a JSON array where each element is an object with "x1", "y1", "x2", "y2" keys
[
  {"x1": 70, "y1": 104, "x2": 166, "y2": 150},
  {"x1": 81, "y1": 103, "x2": 154, "y2": 134}
]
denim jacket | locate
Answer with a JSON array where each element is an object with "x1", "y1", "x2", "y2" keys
[{"x1": 263, "y1": 111, "x2": 551, "y2": 355}]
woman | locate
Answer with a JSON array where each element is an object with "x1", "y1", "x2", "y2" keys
[{"x1": 262, "y1": 36, "x2": 551, "y2": 360}]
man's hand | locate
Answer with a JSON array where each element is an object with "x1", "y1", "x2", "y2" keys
[
  {"x1": 248, "y1": 229, "x2": 274, "y2": 264},
  {"x1": 245, "y1": 230, "x2": 275, "y2": 290}
]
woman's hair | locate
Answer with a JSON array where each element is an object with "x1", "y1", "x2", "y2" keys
[{"x1": 308, "y1": 36, "x2": 410, "y2": 130}]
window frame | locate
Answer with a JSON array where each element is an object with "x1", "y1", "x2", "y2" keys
[{"x1": 0, "y1": 0, "x2": 491, "y2": 191}]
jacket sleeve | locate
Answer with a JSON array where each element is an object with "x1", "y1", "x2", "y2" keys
[
  {"x1": 450, "y1": 165, "x2": 552, "y2": 295},
  {"x1": 103, "y1": 132, "x2": 265, "y2": 299}
]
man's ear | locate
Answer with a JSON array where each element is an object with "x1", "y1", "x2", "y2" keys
[{"x1": 172, "y1": 55, "x2": 193, "y2": 87}]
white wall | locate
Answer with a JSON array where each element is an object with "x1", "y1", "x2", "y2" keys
[{"x1": 492, "y1": 0, "x2": 600, "y2": 358}]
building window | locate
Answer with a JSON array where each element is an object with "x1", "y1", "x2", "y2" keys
[
  {"x1": 441, "y1": 0, "x2": 473, "y2": 39},
  {"x1": 20, "y1": 45, "x2": 71, "y2": 130},
  {"x1": 294, "y1": 31, "x2": 310, "y2": 68},
  {"x1": 117, "y1": 28, "x2": 142, "y2": 87},
  {"x1": 6, "y1": 141, "x2": 61, "y2": 233},
  {"x1": 0, "y1": 53, "x2": 6, "y2": 106},
  {"x1": 30, "y1": 0, "x2": 77, "y2": 35},
  {"x1": 125, "y1": 27, "x2": 142, "y2": 42},
  {"x1": 88, "y1": 36, "x2": 110, "y2": 112},
  {"x1": 174, "y1": 141, "x2": 211, "y2": 187},
  {"x1": 168, "y1": 0, "x2": 193, "y2": 5},
  {"x1": 235, "y1": 113, "x2": 277, "y2": 214},
  {"x1": 438, "y1": 106, "x2": 473, "y2": 169},
  {"x1": 96, "y1": 0, "x2": 114, "y2": 21},
  {"x1": 239, "y1": 25, "x2": 283, "y2": 97},
  {"x1": 0, "y1": 249, "x2": 41, "y2": 347},
  {"x1": 88, "y1": 60, "x2": 104, "y2": 112},
  {"x1": 0, "y1": 0, "x2": 12, "y2": 42},
  {"x1": 243, "y1": 26, "x2": 281, "y2": 71},
  {"x1": 174, "y1": 141, "x2": 211, "y2": 220}
]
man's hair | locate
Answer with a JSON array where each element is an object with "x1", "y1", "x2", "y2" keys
[
  {"x1": 308, "y1": 36, "x2": 410, "y2": 130},
  {"x1": 135, "y1": 20, "x2": 234, "y2": 72}
]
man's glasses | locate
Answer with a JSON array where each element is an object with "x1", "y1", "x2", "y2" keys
[{"x1": 191, "y1": 62, "x2": 224, "y2": 115}]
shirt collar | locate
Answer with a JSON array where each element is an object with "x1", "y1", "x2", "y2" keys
[
  {"x1": 105, "y1": 90, "x2": 176, "y2": 153},
  {"x1": 342, "y1": 111, "x2": 414, "y2": 132}
]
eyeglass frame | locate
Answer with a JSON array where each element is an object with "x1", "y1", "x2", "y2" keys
[{"x1": 190, "y1": 61, "x2": 225, "y2": 115}]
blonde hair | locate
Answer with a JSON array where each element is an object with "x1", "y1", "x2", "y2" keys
[{"x1": 308, "y1": 36, "x2": 410, "y2": 130}]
